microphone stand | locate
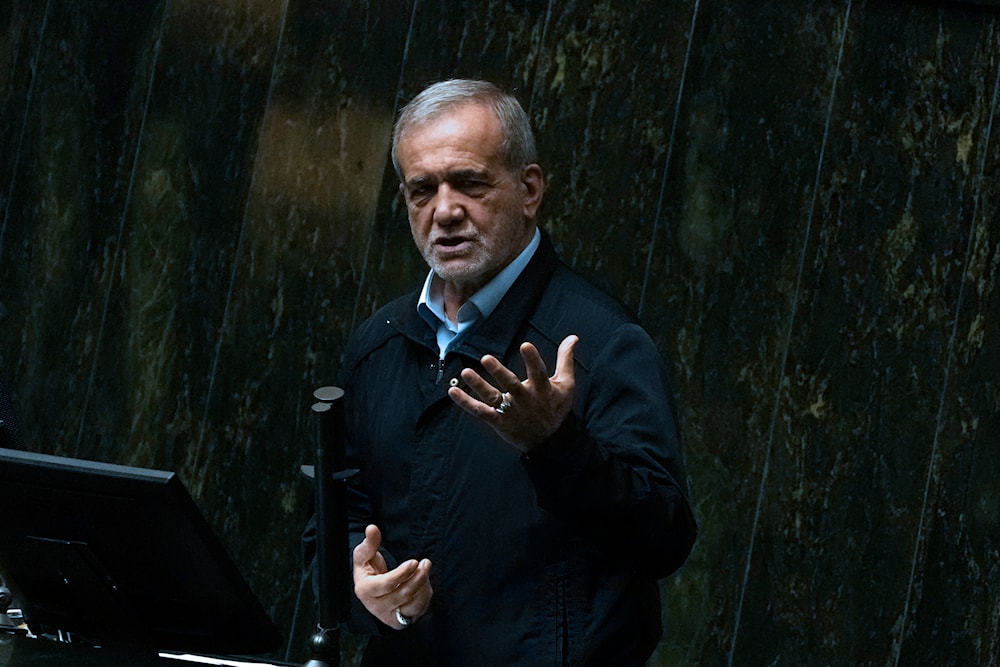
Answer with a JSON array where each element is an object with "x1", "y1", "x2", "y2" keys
[{"x1": 304, "y1": 387, "x2": 356, "y2": 667}]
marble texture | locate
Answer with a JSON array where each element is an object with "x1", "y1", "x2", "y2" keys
[{"x1": 2, "y1": 0, "x2": 999, "y2": 664}]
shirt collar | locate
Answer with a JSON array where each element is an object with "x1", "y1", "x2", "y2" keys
[{"x1": 418, "y1": 228, "x2": 541, "y2": 335}]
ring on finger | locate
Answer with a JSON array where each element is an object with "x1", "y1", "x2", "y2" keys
[{"x1": 495, "y1": 392, "x2": 512, "y2": 414}]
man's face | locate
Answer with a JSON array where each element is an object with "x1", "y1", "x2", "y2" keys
[{"x1": 396, "y1": 103, "x2": 544, "y2": 295}]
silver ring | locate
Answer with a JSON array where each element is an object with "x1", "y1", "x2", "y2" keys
[
  {"x1": 495, "y1": 393, "x2": 512, "y2": 414},
  {"x1": 395, "y1": 608, "x2": 412, "y2": 627}
]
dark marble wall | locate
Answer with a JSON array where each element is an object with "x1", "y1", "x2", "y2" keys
[{"x1": 2, "y1": 0, "x2": 998, "y2": 664}]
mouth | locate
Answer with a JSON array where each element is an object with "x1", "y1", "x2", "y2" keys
[{"x1": 433, "y1": 236, "x2": 473, "y2": 255}]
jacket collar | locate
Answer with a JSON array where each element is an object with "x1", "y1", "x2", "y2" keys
[{"x1": 389, "y1": 230, "x2": 561, "y2": 360}]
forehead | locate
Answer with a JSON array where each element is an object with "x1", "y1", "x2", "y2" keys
[{"x1": 396, "y1": 104, "x2": 505, "y2": 178}]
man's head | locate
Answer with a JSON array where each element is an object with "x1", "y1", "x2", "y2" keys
[
  {"x1": 393, "y1": 80, "x2": 545, "y2": 302},
  {"x1": 391, "y1": 79, "x2": 537, "y2": 179}
]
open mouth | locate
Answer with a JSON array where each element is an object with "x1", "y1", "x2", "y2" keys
[{"x1": 434, "y1": 237, "x2": 472, "y2": 254}]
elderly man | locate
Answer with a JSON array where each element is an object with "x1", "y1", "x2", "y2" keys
[{"x1": 322, "y1": 79, "x2": 696, "y2": 665}]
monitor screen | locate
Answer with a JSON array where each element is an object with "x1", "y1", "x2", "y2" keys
[{"x1": 0, "y1": 447, "x2": 282, "y2": 656}]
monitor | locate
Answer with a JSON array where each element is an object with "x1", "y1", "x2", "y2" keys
[{"x1": 0, "y1": 447, "x2": 282, "y2": 656}]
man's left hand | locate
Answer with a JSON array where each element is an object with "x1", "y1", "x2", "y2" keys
[{"x1": 449, "y1": 334, "x2": 578, "y2": 452}]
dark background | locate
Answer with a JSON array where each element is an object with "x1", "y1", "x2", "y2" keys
[{"x1": 2, "y1": 1, "x2": 999, "y2": 664}]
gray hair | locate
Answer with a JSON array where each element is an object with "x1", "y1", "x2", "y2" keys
[{"x1": 391, "y1": 79, "x2": 538, "y2": 178}]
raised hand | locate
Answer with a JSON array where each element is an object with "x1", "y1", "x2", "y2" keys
[{"x1": 448, "y1": 334, "x2": 578, "y2": 452}]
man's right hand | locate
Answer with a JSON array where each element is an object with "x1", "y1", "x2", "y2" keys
[{"x1": 353, "y1": 524, "x2": 433, "y2": 629}]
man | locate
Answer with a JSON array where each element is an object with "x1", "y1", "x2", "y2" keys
[{"x1": 325, "y1": 79, "x2": 696, "y2": 665}]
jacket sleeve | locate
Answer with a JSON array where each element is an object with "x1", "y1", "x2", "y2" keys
[{"x1": 520, "y1": 322, "x2": 697, "y2": 578}]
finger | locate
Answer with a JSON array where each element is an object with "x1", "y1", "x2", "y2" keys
[
  {"x1": 449, "y1": 385, "x2": 502, "y2": 420},
  {"x1": 480, "y1": 354, "x2": 521, "y2": 392},
  {"x1": 398, "y1": 559, "x2": 434, "y2": 614},
  {"x1": 396, "y1": 558, "x2": 433, "y2": 603},
  {"x1": 377, "y1": 559, "x2": 429, "y2": 626},
  {"x1": 363, "y1": 559, "x2": 420, "y2": 599},
  {"x1": 553, "y1": 335, "x2": 579, "y2": 382},
  {"x1": 459, "y1": 367, "x2": 504, "y2": 405},
  {"x1": 519, "y1": 342, "x2": 549, "y2": 388},
  {"x1": 382, "y1": 559, "x2": 422, "y2": 591}
]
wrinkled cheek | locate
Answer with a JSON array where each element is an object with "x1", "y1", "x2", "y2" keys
[{"x1": 409, "y1": 222, "x2": 430, "y2": 253}]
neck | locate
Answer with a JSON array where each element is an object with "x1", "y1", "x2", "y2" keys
[
  {"x1": 441, "y1": 280, "x2": 484, "y2": 324},
  {"x1": 437, "y1": 225, "x2": 539, "y2": 324}
]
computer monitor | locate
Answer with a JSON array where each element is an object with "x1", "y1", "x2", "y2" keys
[{"x1": 0, "y1": 447, "x2": 282, "y2": 656}]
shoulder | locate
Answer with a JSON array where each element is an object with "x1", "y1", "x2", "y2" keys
[
  {"x1": 542, "y1": 264, "x2": 638, "y2": 324},
  {"x1": 529, "y1": 264, "x2": 650, "y2": 369},
  {"x1": 340, "y1": 290, "x2": 419, "y2": 371}
]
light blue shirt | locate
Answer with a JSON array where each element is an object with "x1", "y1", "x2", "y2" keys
[{"x1": 418, "y1": 229, "x2": 541, "y2": 358}]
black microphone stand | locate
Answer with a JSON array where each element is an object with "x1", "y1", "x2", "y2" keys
[{"x1": 304, "y1": 387, "x2": 356, "y2": 667}]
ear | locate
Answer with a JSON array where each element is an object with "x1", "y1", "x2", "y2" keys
[{"x1": 520, "y1": 164, "x2": 545, "y2": 220}]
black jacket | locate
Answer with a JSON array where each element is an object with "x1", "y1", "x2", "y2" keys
[{"x1": 332, "y1": 234, "x2": 696, "y2": 666}]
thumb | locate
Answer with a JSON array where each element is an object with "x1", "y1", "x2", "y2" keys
[
  {"x1": 353, "y1": 524, "x2": 382, "y2": 566},
  {"x1": 554, "y1": 335, "x2": 579, "y2": 381}
]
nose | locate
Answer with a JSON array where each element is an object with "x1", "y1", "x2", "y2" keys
[{"x1": 432, "y1": 184, "x2": 464, "y2": 226}]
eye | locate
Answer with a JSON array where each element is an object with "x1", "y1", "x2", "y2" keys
[
  {"x1": 405, "y1": 184, "x2": 435, "y2": 205},
  {"x1": 455, "y1": 178, "x2": 490, "y2": 197}
]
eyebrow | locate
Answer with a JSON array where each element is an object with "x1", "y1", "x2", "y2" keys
[
  {"x1": 447, "y1": 168, "x2": 490, "y2": 182},
  {"x1": 404, "y1": 168, "x2": 492, "y2": 189},
  {"x1": 403, "y1": 175, "x2": 435, "y2": 189}
]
